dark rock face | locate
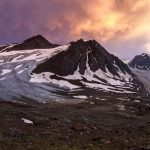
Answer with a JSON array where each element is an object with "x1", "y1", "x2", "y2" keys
[
  {"x1": 5, "y1": 35, "x2": 59, "y2": 51},
  {"x1": 33, "y1": 39, "x2": 131, "y2": 77},
  {"x1": 129, "y1": 53, "x2": 150, "y2": 70},
  {"x1": 0, "y1": 45, "x2": 8, "y2": 51}
]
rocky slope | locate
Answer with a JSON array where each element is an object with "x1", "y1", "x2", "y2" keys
[
  {"x1": 129, "y1": 53, "x2": 150, "y2": 70},
  {"x1": 0, "y1": 95, "x2": 150, "y2": 150},
  {"x1": 0, "y1": 35, "x2": 58, "y2": 52}
]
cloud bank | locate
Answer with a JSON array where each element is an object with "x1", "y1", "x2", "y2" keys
[{"x1": 0, "y1": 0, "x2": 150, "y2": 58}]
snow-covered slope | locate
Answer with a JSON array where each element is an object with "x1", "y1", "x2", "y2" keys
[
  {"x1": 0, "y1": 36, "x2": 146, "y2": 101},
  {"x1": 32, "y1": 39, "x2": 145, "y2": 95},
  {"x1": 129, "y1": 53, "x2": 150, "y2": 93},
  {"x1": 0, "y1": 44, "x2": 71, "y2": 101},
  {"x1": 131, "y1": 69, "x2": 150, "y2": 93}
]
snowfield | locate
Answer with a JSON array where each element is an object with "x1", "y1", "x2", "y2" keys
[
  {"x1": 0, "y1": 45, "x2": 71, "y2": 101},
  {"x1": 131, "y1": 68, "x2": 150, "y2": 93}
]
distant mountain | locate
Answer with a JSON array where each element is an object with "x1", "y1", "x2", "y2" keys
[
  {"x1": 129, "y1": 53, "x2": 150, "y2": 94},
  {"x1": 129, "y1": 53, "x2": 150, "y2": 70},
  {"x1": 0, "y1": 36, "x2": 147, "y2": 101},
  {"x1": 0, "y1": 35, "x2": 59, "y2": 52}
]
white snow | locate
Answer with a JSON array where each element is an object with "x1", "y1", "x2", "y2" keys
[
  {"x1": 122, "y1": 59, "x2": 130, "y2": 64},
  {"x1": 1, "y1": 69, "x2": 12, "y2": 75},
  {"x1": 90, "y1": 102, "x2": 95, "y2": 105},
  {"x1": 82, "y1": 82, "x2": 135, "y2": 93},
  {"x1": 21, "y1": 118, "x2": 33, "y2": 124},
  {"x1": 131, "y1": 68, "x2": 150, "y2": 93},
  {"x1": 146, "y1": 104, "x2": 150, "y2": 107},
  {"x1": 63, "y1": 66, "x2": 82, "y2": 80},
  {"x1": 30, "y1": 72, "x2": 80, "y2": 89},
  {"x1": 0, "y1": 59, "x2": 4, "y2": 63},
  {"x1": 12, "y1": 55, "x2": 25, "y2": 61},
  {"x1": 18, "y1": 69, "x2": 26, "y2": 74},
  {"x1": 73, "y1": 95, "x2": 88, "y2": 99},
  {"x1": 15, "y1": 64, "x2": 22, "y2": 69},
  {"x1": 62, "y1": 52, "x2": 134, "y2": 93},
  {"x1": 117, "y1": 98, "x2": 130, "y2": 101},
  {"x1": 101, "y1": 99, "x2": 107, "y2": 101},
  {"x1": 134, "y1": 100, "x2": 140, "y2": 103},
  {"x1": 0, "y1": 77, "x2": 6, "y2": 80},
  {"x1": 117, "y1": 105, "x2": 126, "y2": 111},
  {"x1": 0, "y1": 44, "x2": 70, "y2": 64}
]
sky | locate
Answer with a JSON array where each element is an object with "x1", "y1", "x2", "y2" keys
[{"x1": 0, "y1": 0, "x2": 150, "y2": 59}]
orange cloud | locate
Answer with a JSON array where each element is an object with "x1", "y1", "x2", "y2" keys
[{"x1": 60, "y1": 0, "x2": 150, "y2": 45}]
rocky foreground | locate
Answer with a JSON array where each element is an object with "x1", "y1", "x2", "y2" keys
[{"x1": 0, "y1": 95, "x2": 150, "y2": 150}]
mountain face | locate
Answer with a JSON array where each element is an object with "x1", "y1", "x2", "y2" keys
[
  {"x1": 129, "y1": 53, "x2": 150, "y2": 70},
  {"x1": 129, "y1": 53, "x2": 150, "y2": 93},
  {"x1": 32, "y1": 39, "x2": 146, "y2": 96},
  {"x1": 0, "y1": 35, "x2": 58, "y2": 52},
  {"x1": 33, "y1": 39, "x2": 131, "y2": 76},
  {"x1": 0, "y1": 36, "x2": 147, "y2": 101},
  {"x1": 0, "y1": 45, "x2": 8, "y2": 51}
]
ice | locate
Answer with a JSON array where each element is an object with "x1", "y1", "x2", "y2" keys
[{"x1": 0, "y1": 44, "x2": 70, "y2": 63}]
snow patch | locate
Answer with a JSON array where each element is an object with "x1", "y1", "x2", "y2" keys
[
  {"x1": 21, "y1": 118, "x2": 33, "y2": 124},
  {"x1": 1, "y1": 69, "x2": 12, "y2": 75},
  {"x1": 134, "y1": 100, "x2": 140, "y2": 103},
  {"x1": 30, "y1": 72, "x2": 80, "y2": 89},
  {"x1": 73, "y1": 95, "x2": 88, "y2": 99}
]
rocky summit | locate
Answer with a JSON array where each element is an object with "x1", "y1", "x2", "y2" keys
[
  {"x1": 129, "y1": 53, "x2": 150, "y2": 70},
  {"x1": 1, "y1": 35, "x2": 58, "y2": 52}
]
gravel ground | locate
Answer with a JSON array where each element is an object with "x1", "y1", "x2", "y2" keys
[{"x1": 0, "y1": 95, "x2": 150, "y2": 150}]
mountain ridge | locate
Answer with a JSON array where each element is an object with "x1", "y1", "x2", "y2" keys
[
  {"x1": 0, "y1": 35, "x2": 59, "y2": 52},
  {"x1": 0, "y1": 35, "x2": 148, "y2": 101}
]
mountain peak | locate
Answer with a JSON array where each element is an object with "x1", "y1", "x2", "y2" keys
[
  {"x1": 141, "y1": 53, "x2": 149, "y2": 57},
  {"x1": 69, "y1": 39, "x2": 103, "y2": 52},
  {"x1": 129, "y1": 53, "x2": 150, "y2": 70},
  {"x1": 24, "y1": 34, "x2": 49, "y2": 43},
  {"x1": 4, "y1": 35, "x2": 59, "y2": 52},
  {"x1": 70, "y1": 38, "x2": 98, "y2": 44},
  {"x1": 33, "y1": 38, "x2": 131, "y2": 77}
]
